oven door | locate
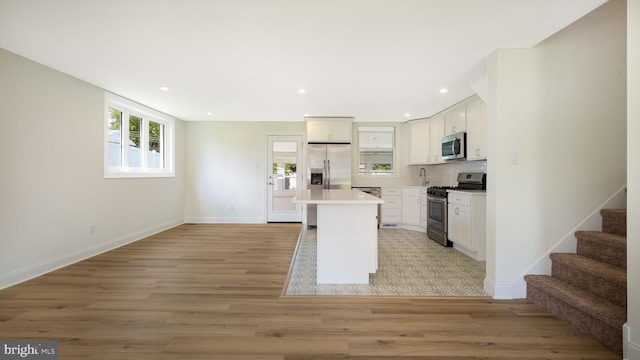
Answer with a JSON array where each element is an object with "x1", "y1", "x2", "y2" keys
[{"x1": 426, "y1": 195, "x2": 447, "y2": 232}]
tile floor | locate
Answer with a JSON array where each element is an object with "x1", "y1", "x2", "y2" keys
[{"x1": 284, "y1": 228, "x2": 490, "y2": 296}]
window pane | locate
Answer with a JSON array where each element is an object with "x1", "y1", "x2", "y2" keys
[
  {"x1": 107, "y1": 108, "x2": 122, "y2": 166},
  {"x1": 128, "y1": 115, "x2": 142, "y2": 167},
  {"x1": 148, "y1": 121, "x2": 163, "y2": 169},
  {"x1": 358, "y1": 126, "x2": 395, "y2": 173},
  {"x1": 271, "y1": 141, "x2": 298, "y2": 211}
]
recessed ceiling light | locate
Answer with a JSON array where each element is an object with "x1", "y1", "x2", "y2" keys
[
  {"x1": 404, "y1": 113, "x2": 411, "y2": 117},
  {"x1": 159, "y1": 86, "x2": 170, "y2": 92},
  {"x1": 206, "y1": 112, "x2": 212, "y2": 116},
  {"x1": 304, "y1": 113, "x2": 310, "y2": 117},
  {"x1": 298, "y1": 89, "x2": 306, "y2": 94},
  {"x1": 439, "y1": 88, "x2": 448, "y2": 94}
]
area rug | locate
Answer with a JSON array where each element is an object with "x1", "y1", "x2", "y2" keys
[{"x1": 284, "y1": 228, "x2": 490, "y2": 296}]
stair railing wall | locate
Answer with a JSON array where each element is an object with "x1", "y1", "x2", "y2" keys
[{"x1": 508, "y1": 184, "x2": 627, "y2": 299}]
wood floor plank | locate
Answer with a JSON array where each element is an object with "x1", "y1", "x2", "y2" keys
[{"x1": 0, "y1": 223, "x2": 620, "y2": 359}]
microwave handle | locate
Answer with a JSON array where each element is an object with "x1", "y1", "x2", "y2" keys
[{"x1": 451, "y1": 140, "x2": 456, "y2": 155}]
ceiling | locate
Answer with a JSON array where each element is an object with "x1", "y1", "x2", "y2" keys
[{"x1": 0, "y1": 0, "x2": 607, "y2": 122}]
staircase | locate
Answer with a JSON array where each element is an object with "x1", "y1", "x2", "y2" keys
[{"x1": 524, "y1": 209, "x2": 627, "y2": 354}]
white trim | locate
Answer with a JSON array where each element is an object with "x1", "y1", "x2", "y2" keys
[
  {"x1": 104, "y1": 92, "x2": 176, "y2": 178},
  {"x1": 484, "y1": 278, "x2": 516, "y2": 299},
  {"x1": 0, "y1": 218, "x2": 183, "y2": 290},
  {"x1": 624, "y1": 323, "x2": 640, "y2": 360},
  {"x1": 184, "y1": 217, "x2": 266, "y2": 224}
]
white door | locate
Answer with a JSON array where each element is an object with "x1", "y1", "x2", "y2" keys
[{"x1": 267, "y1": 135, "x2": 303, "y2": 222}]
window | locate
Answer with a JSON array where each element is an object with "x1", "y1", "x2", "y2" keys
[
  {"x1": 104, "y1": 92, "x2": 175, "y2": 178},
  {"x1": 357, "y1": 126, "x2": 396, "y2": 173}
]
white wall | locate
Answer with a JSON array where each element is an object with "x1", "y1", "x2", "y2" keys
[
  {"x1": 626, "y1": 0, "x2": 639, "y2": 357},
  {"x1": 0, "y1": 49, "x2": 185, "y2": 288},
  {"x1": 486, "y1": 0, "x2": 627, "y2": 299},
  {"x1": 183, "y1": 121, "x2": 305, "y2": 223}
]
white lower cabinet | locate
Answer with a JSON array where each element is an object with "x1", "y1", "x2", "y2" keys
[
  {"x1": 402, "y1": 188, "x2": 421, "y2": 227},
  {"x1": 447, "y1": 190, "x2": 486, "y2": 261},
  {"x1": 381, "y1": 186, "x2": 428, "y2": 231},
  {"x1": 381, "y1": 187, "x2": 402, "y2": 226}
]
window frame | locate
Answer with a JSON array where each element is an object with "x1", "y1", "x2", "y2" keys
[
  {"x1": 354, "y1": 123, "x2": 400, "y2": 178},
  {"x1": 104, "y1": 92, "x2": 175, "y2": 178}
]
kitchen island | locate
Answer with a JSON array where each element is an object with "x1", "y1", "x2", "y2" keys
[{"x1": 292, "y1": 189, "x2": 384, "y2": 284}]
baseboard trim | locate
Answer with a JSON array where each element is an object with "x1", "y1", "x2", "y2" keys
[
  {"x1": 624, "y1": 323, "x2": 640, "y2": 360},
  {"x1": 0, "y1": 218, "x2": 184, "y2": 290},
  {"x1": 184, "y1": 217, "x2": 265, "y2": 224}
]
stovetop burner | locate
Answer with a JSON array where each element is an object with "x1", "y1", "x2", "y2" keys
[
  {"x1": 426, "y1": 172, "x2": 487, "y2": 198},
  {"x1": 426, "y1": 186, "x2": 455, "y2": 198}
]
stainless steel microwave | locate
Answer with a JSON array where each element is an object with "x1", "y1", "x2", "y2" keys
[{"x1": 441, "y1": 132, "x2": 466, "y2": 161}]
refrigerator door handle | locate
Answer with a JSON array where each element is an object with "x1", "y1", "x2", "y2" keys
[
  {"x1": 323, "y1": 160, "x2": 327, "y2": 188},
  {"x1": 327, "y1": 160, "x2": 331, "y2": 188}
]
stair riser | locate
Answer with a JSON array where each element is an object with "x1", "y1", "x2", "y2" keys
[
  {"x1": 576, "y1": 238, "x2": 626, "y2": 268},
  {"x1": 527, "y1": 283, "x2": 622, "y2": 354},
  {"x1": 551, "y1": 262, "x2": 626, "y2": 307},
  {"x1": 601, "y1": 210, "x2": 626, "y2": 236}
]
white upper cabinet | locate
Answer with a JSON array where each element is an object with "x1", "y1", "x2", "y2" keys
[
  {"x1": 466, "y1": 98, "x2": 487, "y2": 161},
  {"x1": 306, "y1": 117, "x2": 353, "y2": 143},
  {"x1": 408, "y1": 119, "x2": 430, "y2": 165},
  {"x1": 444, "y1": 107, "x2": 467, "y2": 136},
  {"x1": 428, "y1": 116, "x2": 446, "y2": 164}
]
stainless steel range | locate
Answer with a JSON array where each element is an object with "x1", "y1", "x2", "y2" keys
[{"x1": 426, "y1": 172, "x2": 486, "y2": 246}]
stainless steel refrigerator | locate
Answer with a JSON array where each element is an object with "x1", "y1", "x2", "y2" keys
[{"x1": 306, "y1": 143, "x2": 351, "y2": 227}]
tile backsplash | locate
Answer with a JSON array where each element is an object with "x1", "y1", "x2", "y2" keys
[{"x1": 409, "y1": 160, "x2": 487, "y2": 187}]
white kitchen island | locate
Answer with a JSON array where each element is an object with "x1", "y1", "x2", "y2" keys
[{"x1": 292, "y1": 189, "x2": 384, "y2": 284}]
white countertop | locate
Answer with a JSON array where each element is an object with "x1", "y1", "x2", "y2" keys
[{"x1": 292, "y1": 189, "x2": 384, "y2": 204}]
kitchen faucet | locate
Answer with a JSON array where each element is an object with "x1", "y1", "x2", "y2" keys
[{"x1": 419, "y1": 167, "x2": 429, "y2": 186}]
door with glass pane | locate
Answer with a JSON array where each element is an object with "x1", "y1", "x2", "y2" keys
[{"x1": 267, "y1": 136, "x2": 302, "y2": 222}]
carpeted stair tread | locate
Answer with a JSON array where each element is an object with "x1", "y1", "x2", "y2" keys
[
  {"x1": 550, "y1": 253, "x2": 626, "y2": 283},
  {"x1": 550, "y1": 253, "x2": 626, "y2": 307},
  {"x1": 524, "y1": 274, "x2": 626, "y2": 329},
  {"x1": 524, "y1": 207, "x2": 626, "y2": 354},
  {"x1": 525, "y1": 274, "x2": 625, "y2": 353},
  {"x1": 575, "y1": 230, "x2": 626, "y2": 268},
  {"x1": 601, "y1": 209, "x2": 626, "y2": 236}
]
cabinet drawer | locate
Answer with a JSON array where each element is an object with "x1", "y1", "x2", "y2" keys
[
  {"x1": 402, "y1": 187, "x2": 421, "y2": 197},
  {"x1": 382, "y1": 187, "x2": 402, "y2": 196},
  {"x1": 381, "y1": 209, "x2": 401, "y2": 223},
  {"x1": 381, "y1": 195, "x2": 401, "y2": 208},
  {"x1": 448, "y1": 193, "x2": 471, "y2": 207}
]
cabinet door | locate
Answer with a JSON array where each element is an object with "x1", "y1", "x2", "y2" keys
[
  {"x1": 408, "y1": 120, "x2": 430, "y2": 164},
  {"x1": 402, "y1": 194, "x2": 421, "y2": 226},
  {"x1": 448, "y1": 205, "x2": 472, "y2": 250},
  {"x1": 429, "y1": 116, "x2": 445, "y2": 164},
  {"x1": 444, "y1": 107, "x2": 467, "y2": 136},
  {"x1": 328, "y1": 119, "x2": 353, "y2": 143},
  {"x1": 306, "y1": 119, "x2": 331, "y2": 143},
  {"x1": 466, "y1": 99, "x2": 487, "y2": 160},
  {"x1": 307, "y1": 118, "x2": 353, "y2": 143}
]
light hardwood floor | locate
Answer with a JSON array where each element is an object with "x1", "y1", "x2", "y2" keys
[{"x1": 0, "y1": 224, "x2": 620, "y2": 359}]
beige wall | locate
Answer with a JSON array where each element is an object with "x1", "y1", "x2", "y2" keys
[
  {"x1": 0, "y1": 49, "x2": 185, "y2": 288},
  {"x1": 486, "y1": 0, "x2": 627, "y2": 298},
  {"x1": 183, "y1": 121, "x2": 305, "y2": 223}
]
